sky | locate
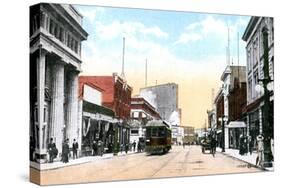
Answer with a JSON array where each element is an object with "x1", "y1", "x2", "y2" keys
[{"x1": 74, "y1": 4, "x2": 251, "y2": 128}]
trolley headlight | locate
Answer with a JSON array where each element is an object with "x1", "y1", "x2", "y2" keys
[{"x1": 146, "y1": 139, "x2": 150, "y2": 142}]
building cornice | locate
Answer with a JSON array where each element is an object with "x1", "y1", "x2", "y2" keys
[
  {"x1": 242, "y1": 16, "x2": 260, "y2": 42},
  {"x1": 42, "y1": 3, "x2": 88, "y2": 40}
]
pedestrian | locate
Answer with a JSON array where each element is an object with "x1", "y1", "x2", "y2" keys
[
  {"x1": 62, "y1": 139, "x2": 70, "y2": 163},
  {"x1": 100, "y1": 140, "x2": 104, "y2": 156},
  {"x1": 210, "y1": 136, "x2": 217, "y2": 157},
  {"x1": 97, "y1": 140, "x2": 103, "y2": 156},
  {"x1": 256, "y1": 135, "x2": 264, "y2": 166},
  {"x1": 248, "y1": 135, "x2": 254, "y2": 155},
  {"x1": 137, "y1": 142, "x2": 141, "y2": 153},
  {"x1": 92, "y1": 141, "x2": 97, "y2": 156},
  {"x1": 239, "y1": 134, "x2": 244, "y2": 155},
  {"x1": 270, "y1": 138, "x2": 274, "y2": 161},
  {"x1": 183, "y1": 142, "x2": 185, "y2": 149},
  {"x1": 125, "y1": 143, "x2": 129, "y2": 154},
  {"x1": 30, "y1": 136, "x2": 35, "y2": 161},
  {"x1": 132, "y1": 141, "x2": 136, "y2": 152},
  {"x1": 47, "y1": 138, "x2": 57, "y2": 163},
  {"x1": 72, "y1": 139, "x2": 78, "y2": 160}
]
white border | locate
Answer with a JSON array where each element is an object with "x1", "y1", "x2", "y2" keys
[{"x1": 0, "y1": 0, "x2": 279, "y2": 188}]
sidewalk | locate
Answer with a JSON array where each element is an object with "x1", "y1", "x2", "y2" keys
[
  {"x1": 30, "y1": 150, "x2": 139, "y2": 171},
  {"x1": 218, "y1": 148, "x2": 274, "y2": 171}
]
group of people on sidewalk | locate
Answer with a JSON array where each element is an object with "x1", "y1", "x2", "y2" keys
[
  {"x1": 119, "y1": 140, "x2": 145, "y2": 153},
  {"x1": 47, "y1": 138, "x2": 79, "y2": 163},
  {"x1": 92, "y1": 140, "x2": 104, "y2": 156},
  {"x1": 47, "y1": 139, "x2": 144, "y2": 164}
]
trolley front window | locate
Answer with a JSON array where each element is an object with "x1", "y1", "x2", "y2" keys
[{"x1": 151, "y1": 127, "x2": 158, "y2": 137}]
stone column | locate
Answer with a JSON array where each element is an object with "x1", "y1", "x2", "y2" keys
[
  {"x1": 77, "y1": 100, "x2": 83, "y2": 153},
  {"x1": 50, "y1": 61, "x2": 65, "y2": 154},
  {"x1": 36, "y1": 48, "x2": 47, "y2": 159},
  {"x1": 66, "y1": 70, "x2": 79, "y2": 146}
]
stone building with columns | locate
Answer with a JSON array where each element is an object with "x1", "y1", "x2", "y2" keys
[{"x1": 30, "y1": 3, "x2": 88, "y2": 162}]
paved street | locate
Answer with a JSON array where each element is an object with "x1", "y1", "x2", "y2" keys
[{"x1": 32, "y1": 145, "x2": 262, "y2": 185}]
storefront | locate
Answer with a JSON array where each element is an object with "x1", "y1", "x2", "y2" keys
[{"x1": 226, "y1": 121, "x2": 247, "y2": 149}]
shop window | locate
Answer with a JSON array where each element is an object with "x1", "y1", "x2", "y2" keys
[{"x1": 131, "y1": 130, "x2": 139, "y2": 135}]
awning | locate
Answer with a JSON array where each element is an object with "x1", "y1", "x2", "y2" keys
[{"x1": 226, "y1": 121, "x2": 246, "y2": 128}]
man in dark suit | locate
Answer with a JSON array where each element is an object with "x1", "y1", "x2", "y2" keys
[
  {"x1": 62, "y1": 138, "x2": 70, "y2": 163},
  {"x1": 47, "y1": 138, "x2": 57, "y2": 163},
  {"x1": 72, "y1": 139, "x2": 79, "y2": 159}
]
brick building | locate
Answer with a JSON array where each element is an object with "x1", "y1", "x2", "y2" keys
[{"x1": 79, "y1": 73, "x2": 132, "y2": 148}]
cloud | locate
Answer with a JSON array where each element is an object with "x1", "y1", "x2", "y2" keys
[
  {"x1": 174, "y1": 33, "x2": 202, "y2": 44},
  {"x1": 95, "y1": 21, "x2": 168, "y2": 40},
  {"x1": 77, "y1": 7, "x2": 105, "y2": 23},
  {"x1": 175, "y1": 15, "x2": 228, "y2": 45}
]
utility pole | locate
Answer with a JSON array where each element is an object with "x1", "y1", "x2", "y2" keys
[
  {"x1": 121, "y1": 37, "x2": 126, "y2": 80},
  {"x1": 237, "y1": 32, "x2": 240, "y2": 78},
  {"x1": 227, "y1": 26, "x2": 230, "y2": 67},
  {"x1": 145, "y1": 58, "x2": 147, "y2": 87},
  {"x1": 260, "y1": 27, "x2": 273, "y2": 167}
]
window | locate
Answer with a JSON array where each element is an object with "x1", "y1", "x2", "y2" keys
[
  {"x1": 158, "y1": 127, "x2": 165, "y2": 137},
  {"x1": 67, "y1": 34, "x2": 71, "y2": 47},
  {"x1": 32, "y1": 14, "x2": 40, "y2": 34},
  {"x1": 59, "y1": 27, "x2": 64, "y2": 42},
  {"x1": 133, "y1": 112, "x2": 139, "y2": 118},
  {"x1": 49, "y1": 19, "x2": 54, "y2": 35},
  {"x1": 151, "y1": 128, "x2": 158, "y2": 137},
  {"x1": 248, "y1": 79, "x2": 252, "y2": 100},
  {"x1": 74, "y1": 41, "x2": 78, "y2": 53},
  {"x1": 54, "y1": 25, "x2": 58, "y2": 38},
  {"x1": 34, "y1": 107, "x2": 38, "y2": 122},
  {"x1": 131, "y1": 130, "x2": 139, "y2": 135},
  {"x1": 43, "y1": 107, "x2": 47, "y2": 123}
]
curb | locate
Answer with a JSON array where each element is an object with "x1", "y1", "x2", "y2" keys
[
  {"x1": 219, "y1": 151, "x2": 267, "y2": 171},
  {"x1": 30, "y1": 152, "x2": 141, "y2": 171}
]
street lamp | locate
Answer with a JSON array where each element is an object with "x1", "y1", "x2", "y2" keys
[{"x1": 219, "y1": 116, "x2": 228, "y2": 152}]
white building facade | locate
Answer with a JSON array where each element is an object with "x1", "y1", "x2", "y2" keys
[{"x1": 30, "y1": 3, "x2": 88, "y2": 162}]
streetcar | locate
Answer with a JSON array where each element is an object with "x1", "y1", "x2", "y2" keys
[{"x1": 145, "y1": 120, "x2": 172, "y2": 154}]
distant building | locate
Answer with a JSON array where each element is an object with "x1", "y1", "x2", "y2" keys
[
  {"x1": 183, "y1": 126, "x2": 196, "y2": 144},
  {"x1": 79, "y1": 73, "x2": 132, "y2": 148},
  {"x1": 171, "y1": 125, "x2": 184, "y2": 144},
  {"x1": 242, "y1": 16, "x2": 274, "y2": 150},
  {"x1": 130, "y1": 96, "x2": 161, "y2": 145},
  {"x1": 214, "y1": 88, "x2": 224, "y2": 147},
  {"x1": 194, "y1": 128, "x2": 207, "y2": 144},
  {"x1": 140, "y1": 83, "x2": 181, "y2": 144},
  {"x1": 207, "y1": 109, "x2": 216, "y2": 130},
  {"x1": 29, "y1": 3, "x2": 88, "y2": 163},
  {"x1": 140, "y1": 83, "x2": 179, "y2": 122}
]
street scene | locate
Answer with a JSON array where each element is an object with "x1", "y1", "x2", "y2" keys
[
  {"x1": 29, "y1": 3, "x2": 274, "y2": 185},
  {"x1": 31, "y1": 145, "x2": 261, "y2": 185}
]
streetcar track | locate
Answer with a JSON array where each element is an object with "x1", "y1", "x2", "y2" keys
[
  {"x1": 150, "y1": 149, "x2": 183, "y2": 177},
  {"x1": 106, "y1": 152, "x2": 165, "y2": 178},
  {"x1": 182, "y1": 146, "x2": 191, "y2": 173}
]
